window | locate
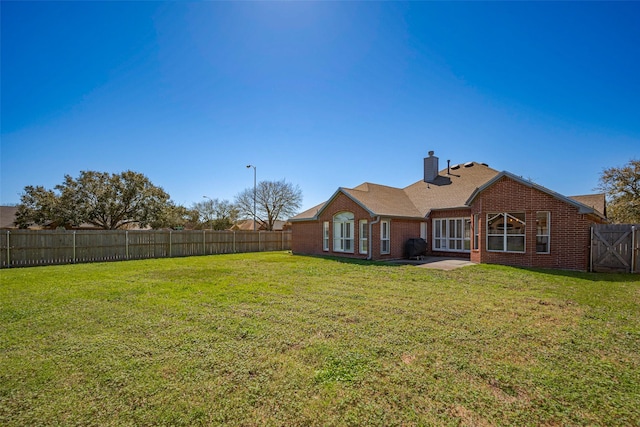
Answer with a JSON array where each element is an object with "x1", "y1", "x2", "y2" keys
[
  {"x1": 536, "y1": 212, "x2": 550, "y2": 253},
  {"x1": 487, "y1": 212, "x2": 526, "y2": 252},
  {"x1": 380, "y1": 220, "x2": 390, "y2": 254},
  {"x1": 323, "y1": 221, "x2": 329, "y2": 251},
  {"x1": 434, "y1": 219, "x2": 446, "y2": 250},
  {"x1": 333, "y1": 212, "x2": 354, "y2": 252},
  {"x1": 420, "y1": 222, "x2": 428, "y2": 240},
  {"x1": 473, "y1": 214, "x2": 479, "y2": 250},
  {"x1": 359, "y1": 220, "x2": 368, "y2": 254},
  {"x1": 433, "y1": 218, "x2": 471, "y2": 252},
  {"x1": 464, "y1": 219, "x2": 471, "y2": 251}
]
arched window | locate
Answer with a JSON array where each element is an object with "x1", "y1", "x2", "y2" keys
[{"x1": 333, "y1": 212, "x2": 354, "y2": 252}]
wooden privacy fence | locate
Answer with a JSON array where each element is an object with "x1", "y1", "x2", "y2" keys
[
  {"x1": 590, "y1": 224, "x2": 640, "y2": 273},
  {"x1": 0, "y1": 230, "x2": 292, "y2": 268}
]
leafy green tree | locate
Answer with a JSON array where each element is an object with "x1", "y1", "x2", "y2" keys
[
  {"x1": 149, "y1": 203, "x2": 200, "y2": 230},
  {"x1": 16, "y1": 170, "x2": 172, "y2": 229},
  {"x1": 235, "y1": 179, "x2": 302, "y2": 231},
  {"x1": 597, "y1": 159, "x2": 640, "y2": 223}
]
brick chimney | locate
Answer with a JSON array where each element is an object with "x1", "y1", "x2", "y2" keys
[{"x1": 424, "y1": 151, "x2": 439, "y2": 183}]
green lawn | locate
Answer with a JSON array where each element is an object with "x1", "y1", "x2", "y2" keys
[{"x1": 1, "y1": 252, "x2": 639, "y2": 426}]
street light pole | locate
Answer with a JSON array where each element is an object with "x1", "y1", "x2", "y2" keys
[{"x1": 246, "y1": 165, "x2": 256, "y2": 231}]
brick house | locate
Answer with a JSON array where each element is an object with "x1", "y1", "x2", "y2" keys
[{"x1": 290, "y1": 151, "x2": 607, "y2": 271}]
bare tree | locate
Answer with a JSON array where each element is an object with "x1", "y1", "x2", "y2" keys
[
  {"x1": 235, "y1": 179, "x2": 302, "y2": 231},
  {"x1": 192, "y1": 198, "x2": 238, "y2": 230}
]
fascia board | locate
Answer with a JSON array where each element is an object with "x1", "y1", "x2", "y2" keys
[{"x1": 465, "y1": 171, "x2": 599, "y2": 216}]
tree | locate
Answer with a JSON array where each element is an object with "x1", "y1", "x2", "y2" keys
[
  {"x1": 235, "y1": 179, "x2": 302, "y2": 231},
  {"x1": 15, "y1": 170, "x2": 172, "y2": 229},
  {"x1": 192, "y1": 198, "x2": 238, "y2": 230},
  {"x1": 149, "y1": 203, "x2": 200, "y2": 230},
  {"x1": 596, "y1": 159, "x2": 640, "y2": 223}
]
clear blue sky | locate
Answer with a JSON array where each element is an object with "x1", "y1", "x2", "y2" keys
[{"x1": 2, "y1": 1, "x2": 639, "y2": 213}]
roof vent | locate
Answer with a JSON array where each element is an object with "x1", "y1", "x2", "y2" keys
[
  {"x1": 464, "y1": 162, "x2": 474, "y2": 168},
  {"x1": 450, "y1": 164, "x2": 461, "y2": 170},
  {"x1": 480, "y1": 162, "x2": 489, "y2": 167}
]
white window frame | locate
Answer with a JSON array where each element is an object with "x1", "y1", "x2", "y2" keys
[
  {"x1": 420, "y1": 222, "x2": 428, "y2": 240},
  {"x1": 333, "y1": 212, "x2": 354, "y2": 253},
  {"x1": 464, "y1": 218, "x2": 471, "y2": 251},
  {"x1": 487, "y1": 212, "x2": 526, "y2": 253},
  {"x1": 323, "y1": 221, "x2": 329, "y2": 251},
  {"x1": 432, "y1": 218, "x2": 471, "y2": 253},
  {"x1": 536, "y1": 212, "x2": 550, "y2": 254},
  {"x1": 473, "y1": 214, "x2": 480, "y2": 250},
  {"x1": 359, "y1": 220, "x2": 368, "y2": 254},
  {"x1": 380, "y1": 220, "x2": 390, "y2": 254}
]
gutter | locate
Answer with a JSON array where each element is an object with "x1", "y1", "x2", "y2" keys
[{"x1": 367, "y1": 215, "x2": 381, "y2": 260}]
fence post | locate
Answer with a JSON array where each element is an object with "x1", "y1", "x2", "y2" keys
[
  {"x1": 589, "y1": 226, "x2": 594, "y2": 273},
  {"x1": 6, "y1": 230, "x2": 10, "y2": 268},
  {"x1": 259, "y1": 231, "x2": 261, "y2": 252},
  {"x1": 203, "y1": 230, "x2": 206, "y2": 255},
  {"x1": 632, "y1": 225, "x2": 636, "y2": 274},
  {"x1": 126, "y1": 231, "x2": 129, "y2": 260},
  {"x1": 169, "y1": 230, "x2": 172, "y2": 258},
  {"x1": 73, "y1": 231, "x2": 76, "y2": 264}
]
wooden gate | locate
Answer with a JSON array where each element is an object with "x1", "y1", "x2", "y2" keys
[{"x1": 590, "y1": 224, "x2": 640, "y2": 273}]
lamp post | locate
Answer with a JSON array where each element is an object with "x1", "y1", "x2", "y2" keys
[
  {"x1": 246, "y1": 165, "x2": 256, "y2": 231},
  {"x1": 202, "y1": 196, "x2": 213, "y2": 231}
]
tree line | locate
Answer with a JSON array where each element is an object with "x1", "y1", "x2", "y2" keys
[
  {"x1": 13, "y1": 159, "x2": 639, "y2": 230},
  {"x1": 15, "y1": 170, "x2": 302, "y2": 231}
]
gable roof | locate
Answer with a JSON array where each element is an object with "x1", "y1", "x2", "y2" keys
[
  {"x1": 0, "y1": 206, "x2": 19, "y2": 229},
  {"x1": 466, "y1": 171, "x2": 606, "y2": 219},
  {"x1": 290, "y1": 161, "x2": 606, "y2": 222},
  {"x1": 230, "y1": 219, "x2": 289, "y2": 231},
  {"x1": 343, "y1": 183, "x2": 424, "y2": 218},
  {"x1": 291, "y1": 162, "x2": 499, "y2": 221}
]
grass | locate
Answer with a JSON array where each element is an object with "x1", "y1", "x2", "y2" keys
[{"x1": 1, "y1": 252, "x2": 639, "y2": 426}]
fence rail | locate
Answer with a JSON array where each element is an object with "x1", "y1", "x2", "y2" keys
[{"x1": 0, "y1": 230, "x2": 292, "y2": 268}]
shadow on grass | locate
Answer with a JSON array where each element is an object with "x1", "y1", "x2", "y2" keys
[
  {"x1": 293, "y1": 253, "x2": 640, "y2": 282},
  {"x1": 292, "y1": 253, "x2": 404, "y2": 267},
  {"x1": 509, "y1": 265, "x2": 639, "y2": 283}
]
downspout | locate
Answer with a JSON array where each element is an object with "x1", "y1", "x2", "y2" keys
[
  {"x1": 367, "y1": 216, "x2": 381, "y2": 260},
  {"x1": 631, "y1": 225, "x2": 636, "y2": 274}
]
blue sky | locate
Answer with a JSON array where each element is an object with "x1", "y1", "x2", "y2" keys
[{"x1": 2, "y1": 1, "x2": 639, "y2": 213}]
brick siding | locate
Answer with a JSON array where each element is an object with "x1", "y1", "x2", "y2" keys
[
  {"x1": 292, "y1": 176, "x2": 605, "y2": 270},
  {"x1": 291, "y1": 193, "x2": 422, "y2": 260},
  {"x1": 469, "y1": 176, "x2": 604, "y2": 271}
]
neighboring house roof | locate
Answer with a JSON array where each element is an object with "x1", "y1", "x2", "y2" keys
[
  {"x1": 569, "y1": 193, "x2": 607, "y2": 218},
  {"x1": 0, "y1": 206, "x2": 152, "y2": 230},
  {"x1": 230, "y1": 219, "x2": 289, "y2": 231},
  {"x1": 0, "y1": 206, "x2": 19, "y2": 229},
  {"x1": 290, "y1": 161, "x2": 605, "y2": 221}
]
